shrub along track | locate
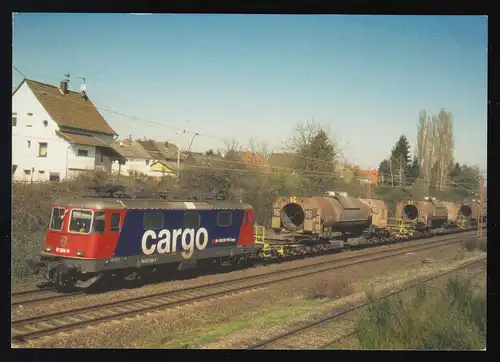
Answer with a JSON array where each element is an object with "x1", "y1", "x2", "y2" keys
[
  {"x1": 11, "y1": 231, "x2": 476, "y2": 344},
  {"x1": 245, "y1": 257, "x2": 486, "y2": 350}
]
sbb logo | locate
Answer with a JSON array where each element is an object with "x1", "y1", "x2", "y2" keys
[{"x1": 141, "y1": 228, "x2": 209, "y2": 259}]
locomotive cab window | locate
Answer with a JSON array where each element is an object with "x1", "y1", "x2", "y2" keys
[
  {"x1": 92, "y1": 212, "x2": 106, "y2": 234},
  {"x1": 184, "y1": 212, "x2": 200, "y2": 228},
  {"x1": 110, "y1": 213, "x2": 121, "y2": 232},
  {"x1": 143, "y1": 212, "x2": 164, "y2": 230},
  {"x1": 217, "y1": 212, "x2": 232, "y2": 227},
  {"x1": 49, "y1": 207, "x2": 65, "y2": 231},
  {"x1": 69, "y1": 209, "x2": 93, "y2": 234}
]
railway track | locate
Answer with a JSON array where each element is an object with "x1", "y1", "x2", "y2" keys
[
  {"x1": 11, "y1": 232, "x2": 475, "y2": 343},
  {"x1": 11, "y1": 288, "x2": 85, "y2": 307},
  {"x1": 245, "y1": 258, "x2": 486, "y2": 350}
]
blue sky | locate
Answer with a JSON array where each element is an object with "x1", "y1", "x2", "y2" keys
[{"x1": 12, "y1": 14, "x2": 487, "y2": 171}]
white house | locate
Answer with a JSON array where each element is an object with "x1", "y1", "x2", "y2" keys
[
  {"x1": 11, "y1": 78, "x2": 122, "y2": 182},
  {"x1": 111, "y1": 139, "x2": 155, "y2": 176},
  {"x1": 111, "y1": 139, "x2": 184, "y2": 178}
]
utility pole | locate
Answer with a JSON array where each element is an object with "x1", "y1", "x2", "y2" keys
[
  {"x1": 366, "y1": 180, "x2": 372, "y2": 199},
  {"x1": 478, "y1": 174, "x2": 485, "y2": 239}
]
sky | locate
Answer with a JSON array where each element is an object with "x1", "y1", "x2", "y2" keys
[{"x1": 12, "y1": 13, "x2": 488, "y2": 171}]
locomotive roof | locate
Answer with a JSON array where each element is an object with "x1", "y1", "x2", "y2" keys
[{"x1": 52, "y1": 198, "x2": 253, "y2": 210}]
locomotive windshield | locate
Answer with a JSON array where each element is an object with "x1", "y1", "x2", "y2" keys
[
  {"x1": 69, "y1": 209, "x2": 93, "y2": 234},
  {"x1": 49, "y1": 207, "x2": 65, "y2": 231}
]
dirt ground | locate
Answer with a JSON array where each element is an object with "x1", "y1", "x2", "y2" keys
[{"x1": 13, "y1": 240, "x2": 485, "y2": 349}]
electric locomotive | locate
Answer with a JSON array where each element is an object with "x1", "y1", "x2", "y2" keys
[{"x1": 26, "y1": 185, "x2": 257, "y2": 289}]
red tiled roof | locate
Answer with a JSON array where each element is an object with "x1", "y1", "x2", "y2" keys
[{"x1": 14, "y1": 79, "x2": 117, "y2": 135}]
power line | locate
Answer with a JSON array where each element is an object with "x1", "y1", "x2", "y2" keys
[{"x1": 12, "y1": 66, "x2": 485, "y2": 192}]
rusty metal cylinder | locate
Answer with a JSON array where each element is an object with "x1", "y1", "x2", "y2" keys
[
  {"x1": 458, "y1": 201, "x2": 482, "y2": 220},
  {"x1": 278, "y1": 193, "x2": 372, "y2": 232},
  {"x1": 396, "y1": 198, "x2": 448, "y2": 227}
]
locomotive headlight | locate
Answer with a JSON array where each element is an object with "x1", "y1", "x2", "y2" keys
[
  {"x1": 76, "y1": 250, "x2": 85, "y2": 257},
  {"x1": 44, "y1": 246, "x2": 52, "y2": 252},
  {"x1": 273, "y1": 208, "x2": 281, "y2": 217},
  {"x1": 305, "y1": 210, "x2": 313, "y2": 219}
]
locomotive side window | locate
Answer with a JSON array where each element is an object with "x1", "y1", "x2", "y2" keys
[
  {"x1": 143, "y1": 212, "x2": 163, "y2": 229},
  {"x1": 184, "y1": 212, "x2": 200, "y2": 228},
  {"x1": 92, "y1": 212, "x2": 106, "y2": 234},
  {"x1": 217, "y1": 212, "x2": 232, "y2": 227},
  {"x1": 49, "y1": 207, "x2": 65, "y2": 231},
  {"x1": 69, "y1": 209, "x2": 93, "y2": 234},
  {"x1": 110, "y1": 213, "x2": 121, "y2": 232}
]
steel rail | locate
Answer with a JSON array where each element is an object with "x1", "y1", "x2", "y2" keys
[{"x1": 11, "y1": 233, "x2": 472, "y2": 343}]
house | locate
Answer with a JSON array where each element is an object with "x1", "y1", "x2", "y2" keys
[
  {"x1": 357, "y1": 169, "x2": 379, "y2": 185},
  {"x1": 238, "y1": 152, "x2": 267, "y2": 168},
  {"x1": 111, "y1": 139, "x2": 182, "y2": 178},
  {"x1": 111, "y1": 139, "x2": 154, "y2": 176},
  {"x1": 11, "y1": 78, "x2": 121, "y2": 182}
]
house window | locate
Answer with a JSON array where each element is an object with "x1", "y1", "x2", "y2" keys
[
  {"x1": 38, "y1": 142, "x2": 48, "y2": 157},
  {"x1": 146, "y1": 159, "x2": 150, "y2": 165},
  {"x1": 77, "y1": 149, "x2": 89, "y2": 157},
  {"x1": 143, "y1": 212, "x2": 163, "y2": 230},
  {"x1": 12, "y1": 115, "x2": 17, "y2": 127},
  {"x1": 50, "y1": 172, "x2": 60, "y2": 182},
  {"x1": 217, "y1": 212, "x2": 232, "y2": 227},
  {"x1": 27, "y1": 140, "x2": 31, "y2": 148},
  {"x1": 24, "y1": 169, "x2": 31, "y2": 175},
  {"x1": 111, "y1": 213, "x2": 121, "y2": 232},
  {"x1": 27, "y1": 113, "x2": 33, "y2": 116},
  {"x1": 38, "y1": 170, "x2": 45, "y2": 174},
  {"x1": 12, "y1": 165, "x2": 17, "y2": 175},
  {"x1": 184, "y1": 212, "x2": 200, "y2": 228},
  {"x1": 42, "y1": 120, "x2": 48, "y2": 127}
]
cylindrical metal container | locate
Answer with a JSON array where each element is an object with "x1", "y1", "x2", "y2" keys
[
  {"x1": 358, "y1": 198, "x2": 388, "y2": 229},
  {"x1": 395, "y1": 197, "x2": 448, "y2": 228},
  {"x1": 271, "y1": 192, "x2": 371, "y2": 234},
  {"x1": 442, "y1": 201, "x2": 460, "y2": 223},
  {"x1": 458, "y1": 201, "x2": 482, "y2": 221}
]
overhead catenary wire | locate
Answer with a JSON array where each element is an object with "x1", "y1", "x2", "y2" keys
[{"x1": 12, "y1": 66, "x2": 485, "y2": 192}]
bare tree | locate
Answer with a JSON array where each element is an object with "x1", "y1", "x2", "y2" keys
[
  {"x1": 282, "y1": 119, "x2": 345, "y2": 175},
  {"x1": 435, "y1": 109, "x2": 455, "y2": 190},
  {"x1": 247, "y1": 136, "x2": 273, "y2": 165},
  {"x1": 416, "y1": 110, "x2": 429, "y2": 179}
]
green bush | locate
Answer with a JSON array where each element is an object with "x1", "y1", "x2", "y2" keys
[
  {"x1": 355, "y1": 277, "x2": 486, "y2": 350},
  {"x1": 462, "y1": 238, "x2": 479, "y2": 252}
]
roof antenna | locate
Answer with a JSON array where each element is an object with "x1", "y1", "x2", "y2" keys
[{"x1": 77, "y1": 76, "x2": 88, "y2": 100}]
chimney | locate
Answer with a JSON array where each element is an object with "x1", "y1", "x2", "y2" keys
[{"x1": 59, "y1": 80, "x2": 68, "y2": 95}]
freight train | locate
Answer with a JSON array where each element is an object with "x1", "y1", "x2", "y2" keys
[{"x1": 25, "y1": 185, "x2": 485, "y2": 290}]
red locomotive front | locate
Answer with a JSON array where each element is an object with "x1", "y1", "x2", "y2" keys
[{"x1": 41, "y1": 201, "x2": 125, "y2": 260}]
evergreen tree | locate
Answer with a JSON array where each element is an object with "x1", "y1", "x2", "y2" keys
[{"x1": 390, "y1": 135, "x2": 411, "y2": 187}]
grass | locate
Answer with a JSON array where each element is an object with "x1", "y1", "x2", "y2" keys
[
  {"x1": 354, "y1": 275, "x2": 486, "y2": 350},
  {"x1": 134, "y1": 252, "x2": 485, "y2": 350}
]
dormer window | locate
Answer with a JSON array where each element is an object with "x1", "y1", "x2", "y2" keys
[
  {"x1": 27, "y1": 113, "x2": 33, "y2": 116},
  {"x1": 12, "y1": 114, "x2": 17, "y2": 127}
]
